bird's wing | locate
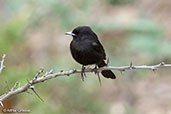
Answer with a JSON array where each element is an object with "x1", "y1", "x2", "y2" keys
[{"x1": 91, "y1": 41, "x2": 106, "y2": 60}]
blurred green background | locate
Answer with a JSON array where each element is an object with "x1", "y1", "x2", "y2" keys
[{"x1": 0, "y1": 0, "x2": 171, "y2": 114}]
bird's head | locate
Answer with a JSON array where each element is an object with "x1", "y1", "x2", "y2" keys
[{"x1": 65, "y1": 26, "x2": 94, "y2": 39}]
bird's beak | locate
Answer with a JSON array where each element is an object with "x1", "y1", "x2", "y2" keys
[{"x1": 65, "y1": 32, "x2": 76, "y2": 36}]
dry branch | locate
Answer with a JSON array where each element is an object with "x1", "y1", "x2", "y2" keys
[{"x1": 0, "y1": 62, "x2": 171, "y2": 106}]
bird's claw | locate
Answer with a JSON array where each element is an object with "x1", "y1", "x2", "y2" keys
[
  {"x1": 93, "y1": 65, "x2": 102, "y2": 86},
  {"x1": 93, "y1": 65, "x2": 98, "y2": 74}
]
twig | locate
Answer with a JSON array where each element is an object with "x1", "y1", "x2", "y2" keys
[
  {"x1": 34, "y1": 68, "x2": 44, "y2": 80},
  {"x1": 0, "y1": 54, "x2": 6, "y2": 74},
  {"x1": 0, "y1": 62, "x2": 171, "y2": 105},
  {"x1": 0, "y1": 54, "x2": 6, "y2": 107},
  {"x1": 10, "y1": 82, "x2": 18, "y2": 91},
  {"x1": 100, "y1": 62, "x2": 171, "y2": 71}
]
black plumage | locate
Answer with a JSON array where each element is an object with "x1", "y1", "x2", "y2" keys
[{"x1": 65, "y1": 26, "x2": 116, "y2": 79}]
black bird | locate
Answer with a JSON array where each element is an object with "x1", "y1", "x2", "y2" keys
[{"x1": 65, "y1": 26, "x2": 116, "y2": 80}]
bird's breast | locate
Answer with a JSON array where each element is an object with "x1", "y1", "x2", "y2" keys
[{"x1": 70, "y1": 40, "x2": 101, "y2": 65}]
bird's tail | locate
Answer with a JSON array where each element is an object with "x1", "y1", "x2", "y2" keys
[{"x1": 98, "y1": 61, "x2": 116, "y2": 79}]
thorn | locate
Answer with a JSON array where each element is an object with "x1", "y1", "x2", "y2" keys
[
  {"x1": 30, "y1": 86, "x2": 44, "y2": 102},
  {"x1": 45, "y1": 69, "x2": 54, "y2": 76},
  {"x1": 97, "y1": 72, "x2": 102, "y2": 86},
  {"x1": 11, "y1": 82, "x2": 18, "y2": 91},
  {"x1": 27, "y1": 79, "x2": 32, "y2": 86},
  {"x1": 44, "y1": 73, "x2": 48, "y2": 76},
  {"x1": 49, "y1": 69, "x2": 53, "y2": 74},
  {"x1": 107, "y1": 57, "x2": 110, "y2": 65},
  {"x1": 34, "y1": 68, "x2": 44, "y2": 80},
  {"x1": 0, "y1": 101, "x2": 3, "y2": 107}
]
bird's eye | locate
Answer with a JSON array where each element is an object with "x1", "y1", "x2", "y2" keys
[{"x1": 72, "y1": 29, "x2": 79, "y2": 35}]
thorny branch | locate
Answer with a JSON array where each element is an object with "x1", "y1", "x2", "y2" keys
[{"x1": 0, "y1": 61, "x2": 171, "y2": 107}]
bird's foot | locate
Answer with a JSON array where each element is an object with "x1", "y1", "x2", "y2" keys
[
  {"x1": 93, "y1": 65, "x2": 102, "y2": 86},
  {"x1": 93, "y1": 65, "x2": 98, "y2": 74},
  {"x1": 81, "y1": 65, "x2": 86, "y2": 81}
]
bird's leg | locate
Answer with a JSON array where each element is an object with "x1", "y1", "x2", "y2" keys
[
  {"x1": 93, "y1": 65, "x2": 98, "y2": 74},
  {"x1": 81, "y1": 65, "x2": 86, "y2": 81},
  {"x1": 97, "y1": 72, "x2": 102, "y2": 86},
  {"x1": 93, "y1": 65, "x2": 102, "y2": 86},
  {"x1": 83, "y1": 66, "x2": 86, "y2": 78}
]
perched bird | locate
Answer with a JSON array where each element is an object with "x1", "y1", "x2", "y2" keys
[{"x1": 65, "y1": 26, "x2": 116, "y2": 81}]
